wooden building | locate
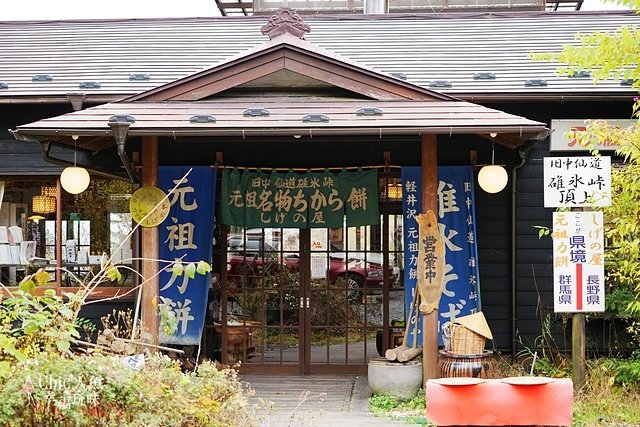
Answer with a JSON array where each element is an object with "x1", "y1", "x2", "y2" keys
[{"x1": 1, "y1": 8, "x2": 638, "y2": 374}]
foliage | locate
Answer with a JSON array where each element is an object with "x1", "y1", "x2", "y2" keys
[
  {"x1": 516, "y1": 344, "x2": 571, "y2": 378},
  {"x1": 0, "y1": 353, "x2": 258, "y2": 427},
  {"x1": 0, "y1": 270, "x2": 86, "y2": 370},
  {"x1": 0, "y1": 170, "x2": 229, "y2": 424},
  {"x1": 69, "y1": 178, "x2": 132, "y2": 255},
  {"x1": 0, "y1": 170, "x2": 211, "y2": 368},
  {"x1": 533, "y1": 1, "x2": 640, "y2": 343},
  {"x1": 309, "y1": 278, "x2": 363, "y2": 330},
  {"x1": 603, "y1": 349, "x2": 640, "y2": 387},
  {"x1": 530, "y1": 0, "x2": 640, "y2": 84},
  {"x1": 516, "y1": 313, "x2": 571, "y2": 377},
  {"x1": 0, "y1": 255, "x2": 209, "y2": 368},
  {"x1": 513, "y1": 308, "x2": 640, "y2": 424},
  {"x1": 573, "y1": 354, "x2": 640, "y2": 426},
  {"x1": 369, "y1": 390, "x2": 429, "y2": 425},
  {"x1": 100, "y1": 308, "x2": 134, "y2": 339},
  {"x1": 230, "y1": 260, "x2": 299, "y2": 323},
  {"x1": 367, "y1": 356, "x2": 640, "y2": 427}
]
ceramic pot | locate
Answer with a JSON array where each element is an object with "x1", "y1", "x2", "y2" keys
[{"x1": 438, "y1": 349, "x2": 493, "y2": 378}]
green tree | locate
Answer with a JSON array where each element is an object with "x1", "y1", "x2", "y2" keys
[{"x1": 533, "y1": 1, "x2": 640, "y2": 344}]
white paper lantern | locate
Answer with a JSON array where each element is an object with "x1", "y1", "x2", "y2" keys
[
  {"x1": 478, "y1": 165, "x2": 508, "y2": 194},
  {"x1": 61, "y1": 166, "x2": 90, "y2": 194}
]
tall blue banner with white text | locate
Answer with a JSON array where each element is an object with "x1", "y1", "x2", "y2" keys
[
  {"x1": 158, "y1": 166, "x2": 216, "y2": 345},
  {"x1": 401, "y1": 166, "x2": 481, "y2": 345}
]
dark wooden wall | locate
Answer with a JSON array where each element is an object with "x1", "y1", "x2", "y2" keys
[
  {"x1": 3, "y1": 99, "x2": 635, "y2": 355},
  {"x1": 493, "y1": 100, "x2": 635, "y2": 354}
]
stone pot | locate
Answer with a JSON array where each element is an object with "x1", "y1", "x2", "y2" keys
[{"x1": 367, "y1": 357, "x2": 423, "y2": 401}]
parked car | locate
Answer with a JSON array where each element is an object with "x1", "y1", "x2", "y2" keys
[{"x1": 226, "y1": 234, "x2": 398, "y2": 300}]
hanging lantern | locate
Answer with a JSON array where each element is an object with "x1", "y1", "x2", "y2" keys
[
  {"x1": 61, "y1": 166, "x2": 90, "y2": 194},
  {"x1": 32, "y1": 195, "x2": 56, "y2": 214},
  {"x1": 478, "y1": 165, "x2": 508, "y2": 194},
  {"x1": 61, "y1": 135, "x2": 91, "y2": 194},
  {"x1": 41, "y1": 185, "x2": 57, "y2": 197},
  {"x1": 386, "y1": 182, "x2": 403, "y2": 200},
  {"x1": 477, "y1": 139, "x2": 508, "y2": 194}
]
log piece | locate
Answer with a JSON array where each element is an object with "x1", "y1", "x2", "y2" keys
[
  {"x1": 385, "y1": 345, "x2": 409, "y2": 361},
  {"x1": 397, "y1": 346, "x2": 423, "y2": 363}
]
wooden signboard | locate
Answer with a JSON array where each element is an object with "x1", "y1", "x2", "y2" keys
[{"x1": 416, "y1": 209, "x2": 446, "y2": 314}]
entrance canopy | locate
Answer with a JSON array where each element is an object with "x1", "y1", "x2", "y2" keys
[{"x1": 13, "y1": 99, "x2": 548, "y2": 153}]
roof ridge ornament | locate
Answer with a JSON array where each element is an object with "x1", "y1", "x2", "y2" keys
[{"x1": 261, "y1": 7, "x2": 310, "y2": 40}]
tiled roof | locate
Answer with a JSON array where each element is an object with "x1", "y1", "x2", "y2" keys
[{"x1": 0, "y1": 11, "x2": 638, "y2": 101}]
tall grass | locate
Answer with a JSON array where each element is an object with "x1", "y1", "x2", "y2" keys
[{"x1": 573, "y1": 357, "x2": 640, "y2": 426}]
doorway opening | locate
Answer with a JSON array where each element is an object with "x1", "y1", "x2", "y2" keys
[{"x1": 211, "y1": 214, "x2": 405, "y2": 374}]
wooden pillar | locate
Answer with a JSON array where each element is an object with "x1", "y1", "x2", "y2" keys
[
  {"x1": 55, "y1": 177, "x2": 63, "y2": 289},
  {"x1": 141, "y1": 136, "x2": 159, "y2": 347},
  {"x1": 421, "y1": 134, "x2": 439, "y2": 380}
]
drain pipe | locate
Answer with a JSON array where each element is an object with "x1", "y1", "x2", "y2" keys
[
  {"x1": 511, "y1": 142, "x2": 538, "y2": 362},
  {"x1": 109, "y1": 121, "x2": 139, "y2": 184},
  {"x1": 34, "y1": 139, "x2": 131, "y2": 181},
  {"x1": 11, "y1": 131, "x2": 135, "y2": 182},
  {"x1": 115, "y1": 134, "x2": 138, "y2": 183}
]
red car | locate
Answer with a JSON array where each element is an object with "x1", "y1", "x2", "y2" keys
[{"x1": 226, "y1": 235, "x2": 396, "y2": 300}]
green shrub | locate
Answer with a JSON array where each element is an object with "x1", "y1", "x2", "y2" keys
[
  {"x1": 573, "y1": 356, "x2": 640, "y2": 426},
  {"x1": 0, "y1": 288, "x2": 84, "y2": 365},
  {"x1": 0, "y1": 353, "x2": 257, "y2": 427},
  {"x1": 369, "y1": 390, "x2": 428, "y2": 425},
  {"x1": 599, "y1": 351, "x2": 640, "y2": 388}
]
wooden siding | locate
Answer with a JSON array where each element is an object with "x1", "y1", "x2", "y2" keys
[
  {"x1": 476, "y1": 186, "x2": 512, "y2": 350},
  {"x1": 0, "y1": 139, "x2": 64, "y2": 175}
]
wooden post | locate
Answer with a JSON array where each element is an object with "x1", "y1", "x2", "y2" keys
[
  {"x1": 571, "y1": 207, "x2": 586, "y2": 390},
  {"x1": 421, "y1": 134, "x2": 439, "y2": 380},
  {"x1": 55, "y1": 177, "x2": 62, "y2": 289},
  {"x1": 572, "y1": 313, "x2": 586, "y2": 389},
  {"x1": 141, "y1": 136, "x2": 159, "y2": 348}
]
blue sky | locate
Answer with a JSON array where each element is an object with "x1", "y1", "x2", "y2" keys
[{"x1": 3, "y1": 0, "x2": 631, "y2": 20}]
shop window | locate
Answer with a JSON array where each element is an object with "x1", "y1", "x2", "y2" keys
[{"x1": 44, "y1": 220, "x2": 91, "y2": 263}]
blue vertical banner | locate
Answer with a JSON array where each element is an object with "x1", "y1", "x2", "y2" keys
[
  {"x1": 158, "y1": 166, "x2": 216, "y2": 345},
  {"x1": 402, "y1": 166, "x2": 481, "y2": 345}
]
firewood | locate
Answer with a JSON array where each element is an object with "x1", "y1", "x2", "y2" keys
[
  {"x1": 396, "y1": 346, "x2": 423, "y2": 363},
  {"x1": 385, "y1": 345, "x2": 409, "y2": 361}
]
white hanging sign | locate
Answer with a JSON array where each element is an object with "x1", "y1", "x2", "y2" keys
[
  {"x1": 549, "y1": 119, "x2": 632, "y2": 152},
  {"x1": 552, "y1": 211, "x2": 605, "y2": 313},
  {"x1": 543, "y1": 156, "x2": 611, "y2": 208}
]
